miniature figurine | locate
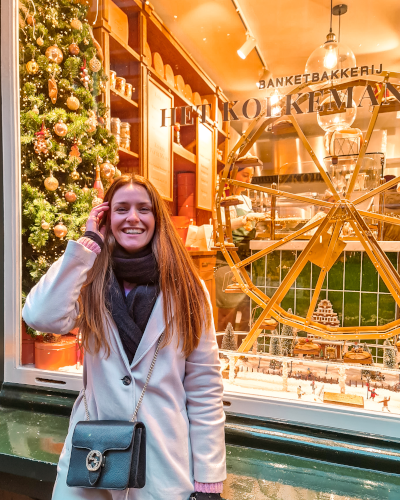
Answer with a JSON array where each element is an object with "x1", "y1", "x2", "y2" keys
[
  {"x1": 369, "y1": 387, "x2": 379, "y2": 401},
  {"x1": 378, "y1": 396, "x2": 391, "y2": 412},
  {"x1": 311, "y1": 379, "x2": 316, "y2": 395},
  {"x1": 297, "y1": 386, "x2": 305, "y2": 399}
]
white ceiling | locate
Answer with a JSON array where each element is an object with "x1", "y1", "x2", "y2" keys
[{"x1": 150, "y1": 0, "x2": 400, "y2": 102}]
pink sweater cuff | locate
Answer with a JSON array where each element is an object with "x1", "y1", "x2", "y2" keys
[
  {"x1": 194, "y1": 481, "x2": 223, "y2": 494},
  {"x1": 77, "y1": 237, "x2": 102, "y2": 255}
]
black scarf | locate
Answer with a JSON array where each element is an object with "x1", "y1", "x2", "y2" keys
[{"x1": 106, "y1": 243, "x2": 160, "y2": 364}]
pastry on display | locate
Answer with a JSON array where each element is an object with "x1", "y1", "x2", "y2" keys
[
  {"x1": 343, "y1": 346, "x2": 373, "y2": 364},
  {"x1": 293, "y1": 338, "x2": 321, "y2": 356},
  {"x1": 260, "y1": 318, "x2": 278, "y2": 330},
  {"x1": 312, "y1": 299, "x2": 340, "y2": 328}
]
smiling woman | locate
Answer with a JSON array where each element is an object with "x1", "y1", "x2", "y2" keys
[{"x1": 22, "y1": 174, "x2": 226, "y2": 499}]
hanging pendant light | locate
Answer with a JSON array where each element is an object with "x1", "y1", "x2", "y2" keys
[{"x1": 305, "y1": 2, "x2": 356, "y2": 86}]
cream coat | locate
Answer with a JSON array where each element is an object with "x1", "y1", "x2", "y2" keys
[{"x1": 23, "y1": 241, "x2": 226, "y2": 500}]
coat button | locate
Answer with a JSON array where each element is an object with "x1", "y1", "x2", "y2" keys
[{"x1": 122, "y1": 376, "x2": 131, "y2": 386}]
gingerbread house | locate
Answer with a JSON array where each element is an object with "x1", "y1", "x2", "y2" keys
[{"x1": 312, "y1": 299, "x2": 340, "y2": 327}]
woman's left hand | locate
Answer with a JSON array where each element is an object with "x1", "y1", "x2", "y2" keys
[{"x1": 85, "y1": 201, "x2": 109, "y2": 240}]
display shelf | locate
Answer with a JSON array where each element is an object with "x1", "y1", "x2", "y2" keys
[
  {"x1": 173, "y1": 156, "x2": 196, "y2": 173},
  {"x1": 173, "y1": 142, "x2": 196, "y2": 164},
  {"x1": 217, "y1": 127, "x2": 228, "y2": 139},
  {"x1": 109, "y1": 31, "x2": 140, "y2": 64},
  {"x1": 147, "y1": 65, "x2": 194, "y2": 109},
  {"x1": 118, "y1": 147, "x2": 139, "y2": 160},
  {"x1": 110, "y1": 88, "x2": 139, "y2": 112}
]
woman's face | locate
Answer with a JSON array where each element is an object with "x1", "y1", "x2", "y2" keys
[
  {"x1": 235, "y1": 167, "x2": 254, "y2": 194},
  {"x1": 110, "y1": 184, "x2": 155, "y2": 253}
]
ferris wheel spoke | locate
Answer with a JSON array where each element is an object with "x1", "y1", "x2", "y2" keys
[
  {"x1": 237, "y1": 217, "x2": 324, "y2": 268},
  {"x1": 229, "y1": 179, "x2": 333, "y2": 209},
  {"x1": 288, "y1": 115, "x2": 340, "y2": 201},
  {"x1": 350, "y1": 205, "x2": 400, "y2": 287},
  {"x1": 348, "y1": 214, "x2": 400, "y2": 305},
  {"x1": 259, "y1": 207, "x2": 336, "y2": 323},
  {"x1": 358, "y1": 210, "x2": 400, "y2": 227},
  {"x1": 354, "y1": 176, "x2": 400, "y2": 206},
  {"x1": 305, "y1": 221, "x2": 343, "y2": 324},
  {"x1": 346, "y1": 79, "x2": 387, "y2": 198}
]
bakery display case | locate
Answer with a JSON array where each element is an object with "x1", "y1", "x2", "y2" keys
[
  {"x1": 215, "y1": 68, "x2": 400, "y2": 433},
  {"x1": 13, "y1": 0, "x2": 229, "y2": 388}
]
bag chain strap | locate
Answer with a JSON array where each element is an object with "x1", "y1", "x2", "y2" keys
[{"x1": 82, "y1": 334, "x2": 164, "y2": 422}]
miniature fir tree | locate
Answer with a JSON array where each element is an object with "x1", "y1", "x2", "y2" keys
[
  {"x1": 281, "y1": 309, "x2": 294, "y2": 356},
  {"x1": 269, "y1": 329, "x2": 281, "y2": 356},
  {"x1": 221, "y1": 323, "x2": 238, "y2": 351},
  {"x1": 19, "y1": 0, "x2": 119, "y2": 293},
  {"x1": 383, "y1": 339, "x2": 397, "y2": 369}
]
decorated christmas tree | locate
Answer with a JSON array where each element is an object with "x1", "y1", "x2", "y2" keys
[
  {"x1": 221, "y1": 323, "x2": 238, "y2": 351},
  {"x1": 281, "y1": 309, "x2": 294, "y2": 356},
  {"x1": 19, "y1": 0, "x2": 119, "y2": 293},
  {"x1": 383, "y1": 339, "x2": 397, "y2": 369},
  {"x1": 269, "y1": 329, "x2": 281, "y2": 356}
]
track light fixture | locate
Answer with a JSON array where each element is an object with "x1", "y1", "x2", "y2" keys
[
  {"x1": 256, "y1": 67, "x2": 272, "y2": 88},
  {"x1": 237, "y1": 34, "x2": 257, "y2": 60}
]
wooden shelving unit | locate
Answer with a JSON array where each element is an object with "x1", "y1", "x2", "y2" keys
[{"x1": 89, "y1": 0, "x2": 231, "y2": 224}]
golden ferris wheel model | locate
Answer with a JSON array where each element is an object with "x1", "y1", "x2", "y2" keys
[{"x1": 215, "y1": 70, "x2": 400, "y2": 354}]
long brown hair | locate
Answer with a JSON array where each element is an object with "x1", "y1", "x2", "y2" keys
[{"x1": 77, "y1": 175, "x2": 212, "y2": 357}]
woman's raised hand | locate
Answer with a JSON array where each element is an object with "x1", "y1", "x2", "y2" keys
[{"x1": 85, "y1": 201, "x2": 109, "y2": 240}]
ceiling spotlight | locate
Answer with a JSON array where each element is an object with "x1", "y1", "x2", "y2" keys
[
  {"x1": 237, "y1": 34, "x2": 256, "y2": 60},
  {"x1": 256, "y1": 67, "x2": 271, "y2": 88}
]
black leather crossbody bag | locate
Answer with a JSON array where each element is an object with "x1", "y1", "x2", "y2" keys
[{"x1": 66, "y1": 335, "x2": 163, "y2": 491}]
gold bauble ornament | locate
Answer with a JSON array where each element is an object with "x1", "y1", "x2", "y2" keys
[
  {"x1": 69, "y1": 43, "x2": 80, "y2": 55},
  {"x1": 66, "y1": 95, "x2": 80, "y2": 111},
  {"x1": 70, "y1": 169, "x2": 80, "y2": 180},
  {"x1": 54, "y1": 120, "x2": 68, "y2": 137},
  {"x1": 80, "y1": 225, "x2": 86, "y2": 233},
  {"x1": 54, "y1": 223, "x2": 68, "y2": 238},
  {"x1": 82, "y1": 185, "x2": 90, "y2": 194},
  {"x1": 89, "y1": 56, "x2": 101, "y2": 73},
  {"x1": 26, "y1": 59, "x2": 39, "y2": 74},
  {"x1": 37, "y1": 37, "x2": 44, "y2": 46},
  {"x1": 32, "y1": 105, "x2": 39, "y2": 115},
  {"x1": 70, "y1": 18, "x2": 82, "y2": 30},
  {"x1": 26, "y1": 14, "x2": 36, "y2": 26},
  {"x1": 41, "y1": 220, "x2": 50, "y2": 230},
  {"x1": 44, "y1": 174, "x2": 59, "y2": 191},
  {"x1": 100, "y1": 161, "x2": 115, "y2": 179},
  {"x1": 45, "y1": 45, "x2": 63, "y2": 64},
  {"x1": 114, "y1": 168, "x2": 122, "y2": 178},
  {"x1": 65, "y1": 191, "x2": 77, "y2": 202},
  {"x1": 92, "y1": 197, "x2": 103, "y2": 207}
]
